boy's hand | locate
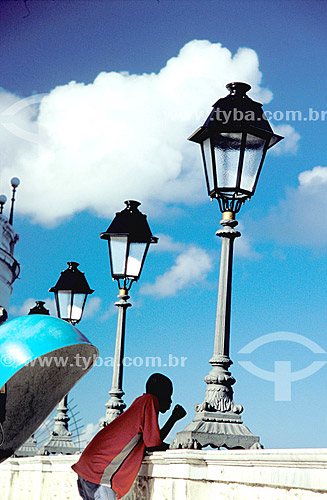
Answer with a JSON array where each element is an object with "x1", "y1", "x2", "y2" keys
[
  {"x1": 171, "y1": 404, "x2": 187, "y2": 421},
  {"x1": 146, "y1": 442, "x2": 170, "y2": 452}
]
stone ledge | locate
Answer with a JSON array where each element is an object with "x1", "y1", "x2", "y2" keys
[
  {"x1": 141, "y1": 449, "x2": 327, "y2": 492},
  {"x1": 1, "y1": 449, "x2": 327, "y2": 499}
]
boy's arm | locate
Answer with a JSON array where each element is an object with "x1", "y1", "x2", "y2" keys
[
  {"x1": 160, "y1": 404, "x2": 186, "y2": 441},
  {"x1": 147, "y1": 405, "x2": 187, "y2": 452}
]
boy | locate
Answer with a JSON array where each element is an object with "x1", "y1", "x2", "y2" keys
[{"x1": 72, "y1": 373, "x2": 186, "y2": 500}]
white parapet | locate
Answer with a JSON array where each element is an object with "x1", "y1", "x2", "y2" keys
[{"x1": 1, "y1": 449, "x2": 327, "y2": 500}]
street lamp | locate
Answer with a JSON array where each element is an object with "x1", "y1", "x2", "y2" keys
[
  {"x1": 172, "y1": 82, "x2": 283, "y2": 450},
  {"x1": 42, "y1": 262, "x2": 93, "y2": 455},
  {"x1": 49, "y1": 262, "x2": 94, "y2": 325},
  {"x1": 28, "y1": 301, "x2": 50, "y2": 316},
  {"x1": 14, "y1": 301, "x2": 51, "y2": 457},
  {"x1": 100, "y1": 200, "x2": 158, "y2": 424}
]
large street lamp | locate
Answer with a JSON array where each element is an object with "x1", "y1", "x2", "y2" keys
[
  {"x1": 100, "y1": 200, "x2": 158, "y2": 425},
  {"x1": 41, "y1": 262, "x2": 94, "y2": 455},
  {"x1": 172, "y1": 82, "x2": 283, "y2": 450}
]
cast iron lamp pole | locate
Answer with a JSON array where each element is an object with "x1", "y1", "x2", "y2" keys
[
  {"x1": 13, "y1": 301, "x2": 51, "y2": 457},
  {"x1": 100, "y1": 200, "x2": 157, "y2": 425},
  {"x1": 40, "y1": 262, "x2": 93, "y2": 455},
  {"x1": 172, "y1": 82, "x2": 283, "y2": 450}
]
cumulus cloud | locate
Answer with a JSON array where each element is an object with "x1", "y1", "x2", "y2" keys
[
  {"x1": 270, "y1": 124, "x2": 300, "y2": 156},
  {"x1": 9, "y1": 295, "x2": 102, "y2": 319},
  {"x1": 234, "y1": 222, "x2": 261, "y2": 259},
  {"x1": 83, "y1": 296, "x2": 102, "y2": 319},
  {"x1": 141, "y1": 244, "x2": 213, "y2": 298},
  {"x1": 9, "y1": 297, "x2": 56, "y2": 317},
  {"x1": 81, "y1": 419, "x2": 103, "y2": 447},
  {"x1": 262, "y1": 165, "x2": 327, "y2": 247},
  {"x1": 0, "y1": 40, "x2": 287, "y2": 226},
  {"x1": 152, "y1": 233, "x2": 186, "y2": 253}
]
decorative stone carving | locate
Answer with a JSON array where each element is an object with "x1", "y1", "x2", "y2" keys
[
  {"x1": 123, "y1": 477, "x2": 151, "y2": 500},
  {"x1": 195, "y1": 385, "x2": 243, "y2": 414}
]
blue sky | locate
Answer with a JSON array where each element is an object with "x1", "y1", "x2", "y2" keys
[{"x1": 1, "y1": 0, "x2": 327, "y2": 449}]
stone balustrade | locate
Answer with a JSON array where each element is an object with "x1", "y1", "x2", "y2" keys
[{"x1": 1, "y1": 448, "x2": 327, "y2": 499}]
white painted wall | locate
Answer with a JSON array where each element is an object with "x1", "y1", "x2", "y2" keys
[{"x1": 1, "y1": 449, "x2": 327, "y2": 500}]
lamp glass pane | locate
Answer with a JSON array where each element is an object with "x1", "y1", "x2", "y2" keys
[
  {"x1": 70, "y1": 293, "x2": 85, "y2": 322},
  {"x1": 126, "y1": 242, "x2": 147, "y2": 278},
  {"x1": 110, "y1": 236, "x2": 128, "y2": 276},
  {"x1": 57, "y1": 291, "x2": 72, "y2": 321},
  {"x1": 58, "y1": 292, "x2": 85, "y2": 322},
  {"x1": 240, "y1": 134, "x2": 266, "y2": 192},
  {"x1": 203, "y1": 138, "x2": 214, "y2": 192},
  {"x1": 214, "y1": 133, "x2": 241, "y2": 189}
]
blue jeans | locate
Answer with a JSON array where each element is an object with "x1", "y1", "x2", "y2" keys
[{"x1": 77, "y1": 476, "x2": 117, "y2": 500}]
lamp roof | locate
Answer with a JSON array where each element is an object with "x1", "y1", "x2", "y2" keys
[
  {"x1": 189, "y1": 82, "x2": 283, "y2": 146},
  {"x1": 49, "y1": 262, "x2": 94, "y2": 294},
  {"x1": 100, "y1": 200, "x2": 158, "y2": 244}
]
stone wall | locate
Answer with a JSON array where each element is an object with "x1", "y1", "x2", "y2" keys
[{"x1": 1, "y1": 448, "x2": 327, "y2": 499}]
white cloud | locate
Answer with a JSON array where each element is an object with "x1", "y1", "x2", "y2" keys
[
  {"x1": 0, "y1": 40, "x2": 285, "y2": 226},
  {"x1": 81, "y1": 420, "x2": 103, "y2": 447},
  {"x1": 263, "y1": 165, "x2": 327, "y2": 247},
  {"x1": 83, "y1": 296, "x2": 102, "y2": 319},
  {"x1": 9, "y1": 295, "x2": 101, "y2": 320},
  {"x1": 270, "y1": 124, "x2": 300, "y2": 156},
  {"x1": 99, "y1": 303, "x2": 117, "y2": 322},
  {"x1": 141, "y1": 245, "x2": 213, "y2": 298},
  {"x1": 154, "y1": 233, "x2": 186, "y2": 253},
  {"x1": 9, "y1": 297, "x2": 56, "y2": 317},
  {"x1": 234, "y1": 222, "x2": 261, "y2": 259}
]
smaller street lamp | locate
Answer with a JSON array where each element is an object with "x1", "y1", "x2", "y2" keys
[
  {"x1": 43, "y1": 262, "x2": 93, "y2": 455},
  {"x1": 100, "y1": 200, "x2": 158, "y2": 424},
  {"x1": 101, "y1": 200, "x2": 158, "y2": 291},
  {"x1": 49, "y1": 262, "x2": 94, "y2": 325},
  {"x1": 28, "y1": 301, "x2": 50, "y2": 316}
]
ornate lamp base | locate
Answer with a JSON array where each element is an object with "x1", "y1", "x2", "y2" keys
[
  {"x1": 39, "y1": 433, "x2": 79, "y2": 455},
  {"x1": 38, "y1": 395, "x2": 79, "y2": 455},
  {"x1": 14, "y1": 434, "x2": 38, "y2": 457},
  {"x1": 171, "y1": 411, "x2": 262, "y2": 450}
]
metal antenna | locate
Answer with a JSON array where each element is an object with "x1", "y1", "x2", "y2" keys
[
  {"x1": 0, "y1": 195, "x2": 7, "y2": 215},
  {"x1": 9, "y1": 177, "x2": 20, "y2": 225}
]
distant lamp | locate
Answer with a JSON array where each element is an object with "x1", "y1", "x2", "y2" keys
[
  {"x1": 100, "y1": 200, "x2": 158, "y2": 291},
  {"x1": 0, "y1": 195, "x2": 7, "y2": 215},
  {"x1": 9, "y1": 177, "x2": 20, "y2": 225},
  {"x1": 49, "y1": 262, "x2": 94, "y2": 325},
  {"x1": 28, "y1": 301, "x2": 50, "y2": 316},
  {"x1": 189, "y1": 82, "x2": 283, "y2": 213}
]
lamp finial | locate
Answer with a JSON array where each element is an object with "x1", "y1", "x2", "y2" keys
[{"x1": 9, "y1": 177, "x2": 20, "y2": 225}]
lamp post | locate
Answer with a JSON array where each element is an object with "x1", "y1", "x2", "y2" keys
[
  {"x1": 172, "y1": 82, "x2": 283, "y2": 450},
  {"x1": 41, "y1": 262, "x2": 93, "y2": 455},
  {"x1": 100, "y1": 200, "x2": 158, "y2": 425},
  {"x1": 13, "y1": 301, "x2": 51, "y2": 457}
]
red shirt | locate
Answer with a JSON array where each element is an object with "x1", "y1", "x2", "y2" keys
[{"x1": 72, "y1": 393, "x2": 162, "y2": 499}]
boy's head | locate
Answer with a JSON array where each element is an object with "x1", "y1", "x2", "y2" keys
[{"x1": 146, "y1": 373, "x2": 173, "y2": 413}]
